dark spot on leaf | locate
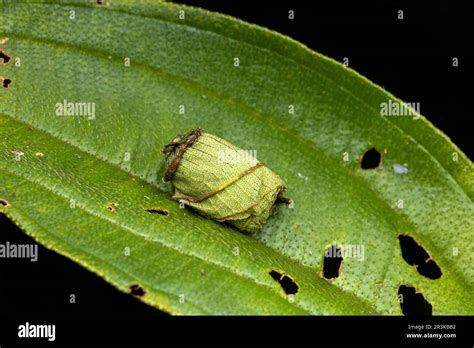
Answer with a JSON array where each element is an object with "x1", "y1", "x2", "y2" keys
[
  {"x1": 129, "y1": 284, "x2": 146, "y2": 297},
  {"x1": 323, "y1": 245, "x2": 343, "y2": 279},
  {"x1": 2, "y1": 78, "x2": 11, "y2": 88},
  {"x1": 361, "y1": 147, "x2": 381, "y2": 169},
  {"x1": 0, "y1": 50, "x2": 10, "y2": 64},
  {"x1": 0, "y1": 198, "x2": 11, "y2": 207},
  {"x1": 398, "y1": 235, "x2": 442, "y2": 279},
  {"x1": 398, "y1": 285, "x2": 432, "y2": 316},
  {"x1": 106, "y1": 202, "x2": 118, "y2": 213},
  {"x1": 145, "y1": 207, "x2": 169, "y2": 216},
  {"x1": 269, "y1": 270, "x2": 299, "y2": 295},
  {"x1": 276, "y1": 195, "x2": 292, "y2": 205}
]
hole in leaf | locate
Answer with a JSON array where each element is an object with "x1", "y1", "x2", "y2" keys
[
  {"x1": 0, "y1": 50, "x2": 10, "y2": 64},
  {"x1": 2, "y1": 78, "x2": 11, "y2": 88},
  {"x1": 361, "y1": 147, "x2": 381, "y2": 169},
  {"x1": 129, "y1": 284, "x2": 146, "y2": 297},
  {"x1": 323, "y1": 245, "x2": 343, "y2": 279},
  {"x1": 0, "y1": 199, "x2": 11, "y2": 207},
  {"x1": 145, "y1": 208, "x2": 169, "y2": 216},
  {"x1": 398, "y1": 285, "x2": 432, "y2": 316},
  {"x1": 398, "y1": 235, "x2": 428, "y2": 265},
  {"x1": 417, "y1": 260, "x2": 442, "y2": 279},
  {"x1": 269, "y1": 270, "x2": 299, "y2": 295},
  {"x1": 398, "y1": 235, "x2": 442, "y2": 279}
]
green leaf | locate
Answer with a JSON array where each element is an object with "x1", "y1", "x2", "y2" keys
[{"x1": 0, "y1": 0, "x2": 472, "y2": 315}]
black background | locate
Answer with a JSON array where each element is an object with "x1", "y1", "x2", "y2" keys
[{"x1": 0, "y1": 0, "x2": 472, "y2": 345}]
